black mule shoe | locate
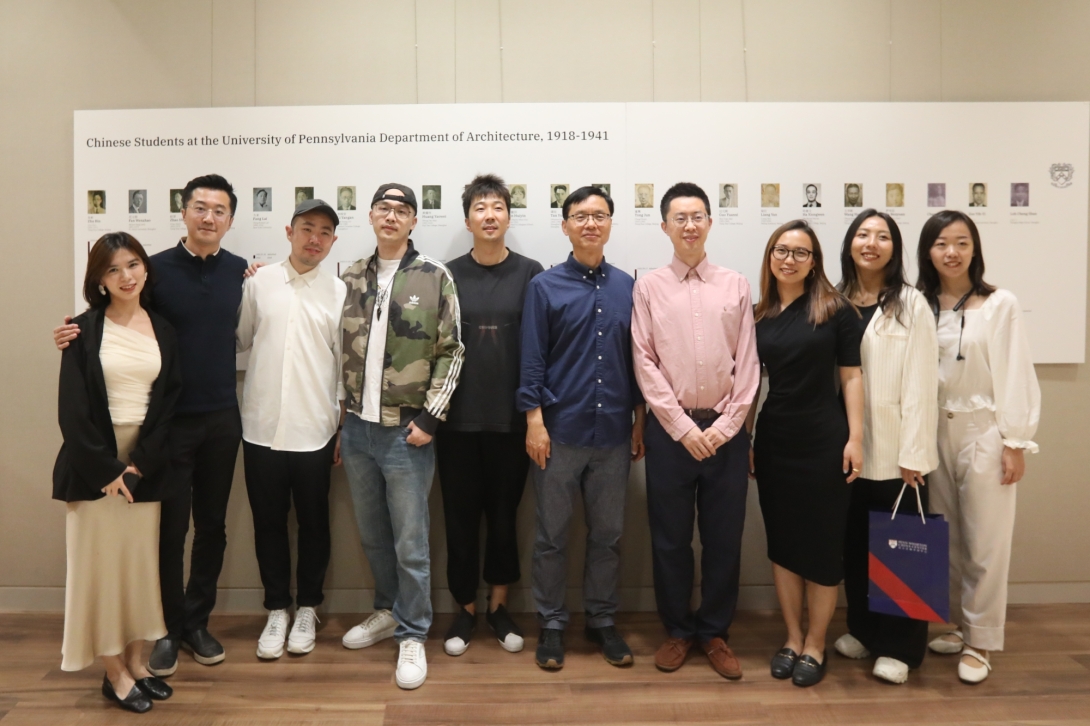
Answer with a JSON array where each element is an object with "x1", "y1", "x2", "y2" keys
[
  {"x1": 135, "y1": 675, "x2": 173, "y2": 700},
  {"x1": 101, "y1": 675, "x2": 153, "y2": 713},
  {"x1": 770, "y1": 647, "x2": 799, "y2": 679},
  {"x1": 792, "y1": 650, "x2": 827, "y2": 687}
]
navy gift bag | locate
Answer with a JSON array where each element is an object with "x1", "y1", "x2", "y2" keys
[{"x1": 868, "y1": 484, "x2": 950, "y2": 623}]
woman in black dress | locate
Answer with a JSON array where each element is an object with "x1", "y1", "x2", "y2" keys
[{"x1": 748, "y1": 220, "x2": 863, "y2": 687}]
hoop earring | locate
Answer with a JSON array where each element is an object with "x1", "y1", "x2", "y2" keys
[
  {"x1": 98, "y1": 284, "x2": 106, "y2": 295},
  {"x1": 808, "y1": 269, "x2": 816, "y2": 278}
]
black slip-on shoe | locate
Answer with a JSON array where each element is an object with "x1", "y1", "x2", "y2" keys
[
  {"x1": 182, "y1": 628, "x2": 226, "y2": 665},
  {"x1": 792, "y1": 650, "x2": 827, "y2": 687},
  {"x1": 486, "y1": 604, "x2": 525, "y2": 653},
  {"x1": 135, "y1": 676, "x2": 173, "y2": 700},
  {"x1": 443, "y1": 607, "x2": 477, "y2": 656},
  {"x1": 770, "y1": 647, "x2": 799, "y2": 679},
  {"x1": 101, "y1": 675, "x2": 153, "y2": 714},
  {"x1": 148, "y1": 637, "x2": 179, "y2": 677}
]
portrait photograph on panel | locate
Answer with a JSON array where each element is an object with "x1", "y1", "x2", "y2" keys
[
  {"x1": 87, "y1": 190, "x2": 105, "y2": 214},
  {"x1": 803, "y1": 183, "x2": 822, "y2": 207},
  {"x1": 719, "y1": 183, "x2": 737, "y2": 208},
  {"x1": 635, "y1": 183, "x2": 654, "y2": 208},
  {"x1": 337, "y1": 186, "x2": 356, "y2": 211},
  {"x1": 1011, "y1": 182, "x2": 1030, "y2": 207},
  {"x1": 253, "y1": 187, "x2": 272, "y2": 212},
  {"x1": 592, "y1": 183, "x2": 611, "y2": 197},
  {"x1": 128, "y1": 189, "x2": 147, "y2": 214},
  {"x1": 928, "y1": 183, "x2": 946, "y2": 207},
  {"x1": 422, "y1": 185, "x2": 441, "y2": 210},
  {"x1": 969, "y1": 182, "x2": 988, "y2": 207},
  {"x1": 509, "y1": 184, "x2": 527, "y2": 208},
  {"x1": 885, "y1": 183, "x2": 905, "y2": 207},
  {"x1": 761, "y1": 183, "x2": 780, "y2": 208},
  {"x1": 170, "y1": 189, "x2": 185, "y2": 213},
  {"x1": 844, "y1": 182, "x2": 863, "y2": 207},
  {"x1": 295, "y1": 186, "x2": 314, "y2": 205},
  {"x1": 550, "y1": 183, "x2": 569, "y2": 208}
]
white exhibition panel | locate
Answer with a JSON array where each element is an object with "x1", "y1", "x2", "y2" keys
[{"x1": 74, "y1": 102, "x2": 1088, "y2": 363}]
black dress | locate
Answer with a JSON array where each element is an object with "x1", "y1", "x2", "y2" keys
[{"x1": 754, "y1": 296, "x2": 862, "y2": 586}]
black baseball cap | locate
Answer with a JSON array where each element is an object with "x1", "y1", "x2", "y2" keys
[
  {"x1": 370, "y1": 183, "x2": 418, "y2": 214},
  {"x1": 291, "y1": 198, "x2": 339, "y2": 228}
]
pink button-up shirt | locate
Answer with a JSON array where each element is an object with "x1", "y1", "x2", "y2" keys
[{"x1": 631, "y1": 254, "x2": 760, "y2": 441}]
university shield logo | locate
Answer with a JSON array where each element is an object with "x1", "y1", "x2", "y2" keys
[
  {"x1": 1050, "y1": 163, "x2": 1074, "y2": 188},
  {"x1": 888, "y1": 539, "x2": 898, "y2": 549}
]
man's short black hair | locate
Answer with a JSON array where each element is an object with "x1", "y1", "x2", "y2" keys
[
  {"x1": 659, "y1": 182, "x2": 710, "y2": 220},
  {"x1": 461, "y1": 173, "x2": 511, "y2": 218},
  {"x1": 562, "y1": 185, "x2": 614, "y2": 219},
  {"x1": 182, "y1": 174, "x2": 238, "y2": 215}
]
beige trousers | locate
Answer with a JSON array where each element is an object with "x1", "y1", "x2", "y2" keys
[{"x1": 929, "y1": 408, "x2": 1016, "y2": 652}]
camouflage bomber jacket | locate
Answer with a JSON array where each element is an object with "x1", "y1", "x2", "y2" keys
[{"x1": 341, "y1": 241, "x2": 464, "y2": 435}]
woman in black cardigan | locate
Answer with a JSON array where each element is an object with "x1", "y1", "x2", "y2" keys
[{"x1": 54, "y1": 232, "x2": 182, "y2": 714}]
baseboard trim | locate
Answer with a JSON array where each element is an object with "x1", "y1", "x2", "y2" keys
[{"x1": 3, "y1": 582, "x2": 1089, "y2": 614}]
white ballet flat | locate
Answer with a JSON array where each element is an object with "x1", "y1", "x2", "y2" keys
[
  {"x1": 834, "y1": 633, "x2": 871, "y2": 659},
  {"x1": 872, "y1": 656, "x2": 909, "y2": 684},
  {"x1": 957, "y1": 646, "x2": 991, "y2": 684},
  {"x1": 928, "y1": 629, "x2": 964, "y2": 655}
]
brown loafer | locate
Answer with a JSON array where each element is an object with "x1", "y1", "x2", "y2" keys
[
  {"x1": 703, "y1": 637, "x2": 742, "y2": 679},
  {"x1": 654, "y1": 637, "x2": 694, "y2": 672}
]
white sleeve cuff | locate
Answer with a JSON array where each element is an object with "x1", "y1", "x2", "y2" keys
[{"x1": 1002, "y1": 438, "x2": 1039, "y2": 454}]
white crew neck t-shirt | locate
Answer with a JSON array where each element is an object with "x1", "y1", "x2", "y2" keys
[{"x1": 360, "y1": 257, "x2": 401, "y2": 422}]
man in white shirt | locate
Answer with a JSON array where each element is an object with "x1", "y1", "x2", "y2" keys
[{"x1": 236, "y1": 198, "x2": 347, "y2": 660}]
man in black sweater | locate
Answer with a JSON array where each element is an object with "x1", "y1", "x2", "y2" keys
[{"x1": 55, "y1": 174, "x2": 248, "y2": 676}]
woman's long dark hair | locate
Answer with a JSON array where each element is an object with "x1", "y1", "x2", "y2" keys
[
  {"x1": 915, "y1": 210, "x2": 996, "y2": 306},
  {"x1": 755, "y1": 219, "x2": 848, "y2": 326},
  {"x1": 838, "y1": 209, "x2": 907, "y2": 326},
  {"x1": 83, "y1": 232, "x2": 154, "y2": 309}
]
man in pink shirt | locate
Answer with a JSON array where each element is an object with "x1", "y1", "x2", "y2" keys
[{"x1": 631, "y1": 182, "x2": 760, "y2": 679}]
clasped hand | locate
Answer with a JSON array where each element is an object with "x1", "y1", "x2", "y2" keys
[{"x1": 102, "y1": 465, "x2": 141, "y2": 503}]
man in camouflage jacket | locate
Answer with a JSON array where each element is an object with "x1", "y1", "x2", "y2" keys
[{"x1": 337, "y1": 183, "x2": 463, "y2": 690}]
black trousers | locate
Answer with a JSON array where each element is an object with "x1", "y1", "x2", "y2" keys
[
  {"x1": 436, "y1": 430, "x2": 530, "y2": 606},
  {"x1": 159, "y1": 407, "x2": 241, "y2": 637},
  {"x1": 242, "y1": 438, "x2": 336, "y2": 610},
  {"x1": 844, "y1": 476, "x2": 932, "y2": 668},
  {"x1": 645, "y1": 414, "x2": 750, "y2": 642}
]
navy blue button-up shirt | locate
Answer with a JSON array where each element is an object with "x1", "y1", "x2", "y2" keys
[{"x1": 517, "y1": 253, "x2": 642, "y2": 448}]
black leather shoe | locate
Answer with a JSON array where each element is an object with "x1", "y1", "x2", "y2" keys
[
  {"x1": 148, "y1": 637, "x2": 179, "y2": 677},
  {"x1": 536, "y1": 628, "x2": 565, "y2": 670},
  {"x1": 101, "y1": 675, "x2": 153, "y2": 714},
  {"x1": 182, "y1": 628, "x2": 225, "y2": 665},
  {"x1": 770, "y1": 647, "x2": 799, "y2": 679},
  {"x1": 584, "y1": 625, "x2": 634, "y2": 667},
  {"x1": 792, "y1": 650, "x2": 827, "y2": 687},
  {"x1": 135, "y1": 676, "x2": 173, "y2": 700}
]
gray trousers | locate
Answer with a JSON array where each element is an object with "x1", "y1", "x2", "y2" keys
[{"x1": 531, "y1": 441, "x2": 631, "y2": 630}]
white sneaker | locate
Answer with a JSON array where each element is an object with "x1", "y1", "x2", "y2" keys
[
  {"x1": 958, "y1": 647, "x2": 991, "y2": 684},
  {"x1": 834, "y1": 633, "x2": 871, "y2": 659},
  {"x1": 395, "y1": 640, "x2": 427, "y2": 690},
  {"x1": 929, "y1": 629, "x2": 965, "y2": 655},
  {"x1": 872, "y1": 656, "x2": 909, "y2": 684},
  {"x1": 256, "y1": 609, "x2": 290, "y2": 659},
  {"x1": 287, "y1": 606, "x2": 319, "y2": 654},
  {"x1": 342, "y1": 609, "x2": 398, "y2": 649}
]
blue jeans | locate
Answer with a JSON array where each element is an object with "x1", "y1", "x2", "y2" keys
[
  {"x1": 340, "y1": 415, "x2": 434, "y2": 642},
  {"x1": 531, "y1": 441, "x2": 631, "y2": 630}
]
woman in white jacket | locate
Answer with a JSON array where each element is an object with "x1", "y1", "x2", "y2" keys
[
  {"x1": 832, "y1": 209, "x2": 939, "y2": 684},
  {"x1": 916, "y1": 210, "x2": 1040, "y2": 684}
]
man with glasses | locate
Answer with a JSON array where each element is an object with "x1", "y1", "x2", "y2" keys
[
  {"x1": 631, "y1": 182, "x2": 759, "y2": 679},
  {"x1": 54, "y1": 174, "x2": 248, "y2": 676},
  {"x1": 518, "y1": 185, "x2": 646, "y2": 671},
  {"x1": 338, "y1": 183, "x2": 464, "y2": 690}
]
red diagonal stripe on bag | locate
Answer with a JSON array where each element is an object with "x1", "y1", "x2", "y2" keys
[{"x1": 868, "y1": 552, "x2": 943, "y2": 622}]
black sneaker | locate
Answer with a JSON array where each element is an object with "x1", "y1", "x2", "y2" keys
[
  {"x1": 182, "y1": 628, "x2": 226, "y2": 665},
  {"x1": 536, "y1": 628, "x2": 565, "y2": 670},
  {"x1": 148, "y1": 637, "x2": 179, "y2": 677},
  {"x1": 486, "y1": 604, "x2": 525, "y2": 653},
  {"x1": 443, "y1": 607, "x2": 477, "y2": 657},
  {"x1": 585, "y1": 625, "x2": 634, "y2": 666}
]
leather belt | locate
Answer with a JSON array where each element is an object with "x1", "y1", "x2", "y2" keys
[{"x1": 685, "y1": 408, "x2": 718, "y2": 421}]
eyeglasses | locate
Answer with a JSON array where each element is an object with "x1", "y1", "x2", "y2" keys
[
  {"x1": 568, "y1": 212, "x2": 612, "y2": 225},
  {"x1": 373, "y1": 204, "x2": 413, "y2": 221},
  {"x1": 670, "y1": 213, "x2": 708, "y2": 226},
  {"x1": 771, "y1": 245, "x2": 813, "y2": 262},
  {"x1": 187, "y1": 205, "x2": 231, "y2": 220}
]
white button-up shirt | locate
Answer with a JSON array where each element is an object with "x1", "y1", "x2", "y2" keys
[{"x1": 237, "y1": 260, "x2": 347, "y2": 451}]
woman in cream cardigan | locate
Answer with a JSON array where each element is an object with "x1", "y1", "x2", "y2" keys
[{"x1": 833, "y1": 209, "x2": 939, "y2": 684}]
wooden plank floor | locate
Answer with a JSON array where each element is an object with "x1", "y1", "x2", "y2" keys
[{"x1": 2, "y1": 605, "x2": 1090, "y2": 725}]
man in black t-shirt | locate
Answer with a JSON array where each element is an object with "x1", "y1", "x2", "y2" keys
[{"x1": 436, "y1": 174, "x2": 543, "y2": 658}]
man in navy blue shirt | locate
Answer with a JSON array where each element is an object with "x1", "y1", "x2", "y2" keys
[
  {"x1": 56, "y1": 174, "x2": 248, "y2": 676},
  {"x1": 517, "y1": 186, "x2": 646, "y2": 670}
]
